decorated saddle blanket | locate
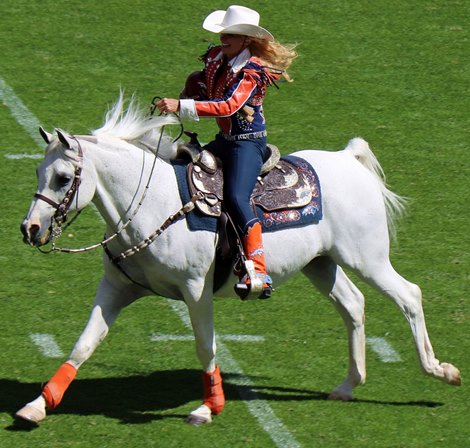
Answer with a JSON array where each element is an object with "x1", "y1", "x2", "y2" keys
[{"x1": 172, "y1": 154, "x2": 322, "y2": 233}]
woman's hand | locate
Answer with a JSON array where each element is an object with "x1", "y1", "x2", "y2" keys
[{"x1": 156, "y1": 98, "x2": 180, "y2": 114}]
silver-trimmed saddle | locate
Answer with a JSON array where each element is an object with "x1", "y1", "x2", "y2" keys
[{"x1": 177, "y1": 137, "x2": 313, "y2": 218}]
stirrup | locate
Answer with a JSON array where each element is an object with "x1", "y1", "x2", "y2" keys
[{"x1": 234, "y1": 261, "x2": 273, "y2": 300}]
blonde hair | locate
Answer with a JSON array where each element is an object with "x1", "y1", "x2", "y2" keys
[{"x1": 249, "y1": 37, "x2": 298, "y2": 81}]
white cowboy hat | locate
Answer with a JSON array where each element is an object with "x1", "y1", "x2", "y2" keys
[{"x1": 203, "y1": 5, "x2": 274, "y2": 41}]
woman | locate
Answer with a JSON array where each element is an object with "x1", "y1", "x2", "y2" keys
[{"x1": 157, "y1": 5, "x2": 296, "y2": 299}]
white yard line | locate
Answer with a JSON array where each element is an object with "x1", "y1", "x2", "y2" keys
[
  {"x1": 220, "y1": 334, "x2": 264, "y2": 342},
  {"x1": 30, "y1": 333, "x2": 64, "y2": 358},
  {"x1": 1, "y1": 76, "x2": 62, "y2": 361},
  {"x1": 167, "y1": 299, "x2": 301, "y2": 448},
  {"x1": 2, "y1": 75, "x2": 104, "y2": 221},
  {"x1": 367, "y1": 336, "x2": 402, "y2": 363},
  {"x1": 150, "y1": 333, "x2": 265, "y2": 343},
  {"x1": 4, "y1": 153, "x2": 44, "y2": 159},
  {"x1": 0, "y1": 76, "x2": 44, "y2": 149},
  {"x1": 150, "y1": 334, "x2": 194, "y2": 342}
]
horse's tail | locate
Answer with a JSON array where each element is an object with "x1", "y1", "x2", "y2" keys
[{"x1": 344, "y1": 137, "x2": 407, "y2": 240}]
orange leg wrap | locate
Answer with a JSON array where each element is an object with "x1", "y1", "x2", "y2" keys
[
  {"x1": 42, "y1": 362, "x2": 77, "y2": 409},
  {"x1": 202, "y1": 365, "x2": 225, "y2": 415}
]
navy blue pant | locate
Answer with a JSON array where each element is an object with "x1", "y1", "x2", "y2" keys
[{"x1": 205, "y1": 134, "x2": 268, "y2": 235}]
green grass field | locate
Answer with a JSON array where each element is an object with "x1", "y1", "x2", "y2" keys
[{"x1": 1, "y1": 1, "x2": 469, "y2": 447}]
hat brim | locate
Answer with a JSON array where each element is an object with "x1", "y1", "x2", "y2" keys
[
  {"x1": 202, "y1": 10, "x2": 226, "y2": 31},
  {"x1": 202, "y1": 10, "x2": 274, "y2": 41}
]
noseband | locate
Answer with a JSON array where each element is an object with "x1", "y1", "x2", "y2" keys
[{"x1": 34, "y1": 137, "x2": 83, "y2": 228}]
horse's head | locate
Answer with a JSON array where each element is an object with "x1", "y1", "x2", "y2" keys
[{"x1": 21, "y1": 128, "x2": 96, "y2": 246}]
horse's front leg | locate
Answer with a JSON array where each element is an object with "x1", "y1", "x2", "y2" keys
[
  {"x1": 183, "y1": 285, "x2": 224, "y2": 426},
  {"x1": 15, "y1": 277, "x2": 137, "y2": 424}
]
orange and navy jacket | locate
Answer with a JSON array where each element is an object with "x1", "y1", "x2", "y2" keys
[{"x1": 179, "y1": 46, "x2": 280, "y2": 138}]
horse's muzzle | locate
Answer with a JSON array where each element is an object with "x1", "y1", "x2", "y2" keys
[{"x1": 20, "y1": 219, "x2": 50, "y2": 246}]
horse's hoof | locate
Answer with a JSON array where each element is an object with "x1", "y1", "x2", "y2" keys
[
  {"x1": 185, "y1": 404, "x2": 212, "y2": 426},
  {"x1": 185, "y1": 414, "x2": 212, "y2": 426},
  {"x1": 441, "y1": 362, "x2": 461, "y2": 386},
  {"x1": 328, "y1": 390, "x2": 354, "y2": 401},
  {"x1": 15, "y1": 404, "x2": 46, "y2": 425}
]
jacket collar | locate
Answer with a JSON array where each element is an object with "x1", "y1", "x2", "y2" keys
[
  {"x1": 229, "y1": 48, "x2": 252, "y2": 73},
  {"x1": 212, "y1": 48, "x2": 252, "y2": 73}
]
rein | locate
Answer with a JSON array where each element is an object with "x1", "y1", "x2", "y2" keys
[
  {"x1": 38, "y1": 120, "x2": 194, "y2": 262},
  {"x1": 34, "y1": 108, "x2": 203, "y2": 293},
  {"x1": 46, "y1": 127, "x2": 167, "y2": 254}
]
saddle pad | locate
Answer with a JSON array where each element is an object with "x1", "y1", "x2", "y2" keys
[
  {"x1": 258, "y1": 155, "x2": 322, "y2": 232},
  {"x1": 172, "y1": 155, "x2": 322, "y2": 234}
]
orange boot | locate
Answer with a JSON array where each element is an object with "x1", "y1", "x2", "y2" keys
[
  {"x1": 42, "y1": 362, "x2": 77, "y2": 409},
  {"x1": 234, "y1": 222, "x2": 273, "y2": 300},
  {"x1": 202, "y1": 365, "x2": 225, "y2": 415}
]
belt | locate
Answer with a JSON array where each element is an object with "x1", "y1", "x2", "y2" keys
[{"x1": 220, "y1": 130, "x2": 267, "y2": 141}]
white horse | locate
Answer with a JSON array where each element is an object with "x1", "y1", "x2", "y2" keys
[{"x1": 17, "y1": 96, "x2": 460, "y2": 425}]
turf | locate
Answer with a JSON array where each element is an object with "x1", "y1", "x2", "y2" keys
[{"x1": 0, "y1": 1, "x2": 469, "y2": 447}]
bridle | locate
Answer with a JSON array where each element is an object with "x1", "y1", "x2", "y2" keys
[
  {"x1": 33, "y1": 125, "x2": 204, "y2": 273},
  {"x1": 34, "y1": 137, "x2": 83, "y2": 242},
  {"x1": 35, "y1": 99, "x2": 184, "y2": 234},
  {"x1": 29, "y1": 106, "x2": 206, "y2": 293}
]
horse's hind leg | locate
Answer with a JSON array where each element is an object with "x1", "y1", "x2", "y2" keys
[
  {"x1": 302, "y1": 256, "x2": 366, "y2": 400},
  {"x1": 357, "y1": 259, "x2": 461, "y2": 386}
]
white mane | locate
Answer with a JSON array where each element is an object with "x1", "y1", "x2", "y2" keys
[{"x1": 92, "y1": 92, "x2": 180, "y2": 160}]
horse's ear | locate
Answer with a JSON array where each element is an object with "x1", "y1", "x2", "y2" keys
[
  {"x1": 39, "y1": 126, "x2": 53, "y2": 144},
  {"x1": 55, "y1": 129, "x2": 73, "y2": 149}
]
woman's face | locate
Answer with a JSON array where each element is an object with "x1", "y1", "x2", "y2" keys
[{"x1": 220, "y1": 33, "x2": 251, "y2": 59}]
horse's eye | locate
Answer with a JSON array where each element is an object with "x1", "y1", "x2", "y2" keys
[{"x1": 57, "y1": 175, "x2": 72, "y2": 187}]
